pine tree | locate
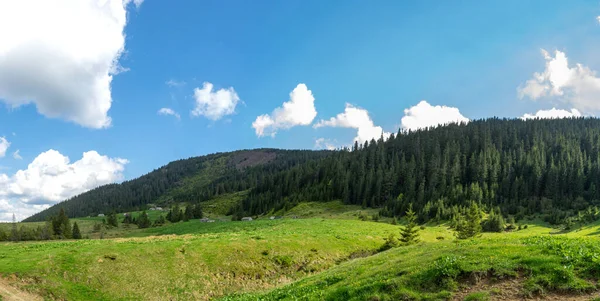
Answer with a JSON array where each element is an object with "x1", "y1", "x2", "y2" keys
[
  {"x1": 137, "y1": 211, "x2": 151, "y2": 228},
  {"x1": 456, "y1": 202, "x2": 482, "y2": 239},
  {"x1": 106, "y1": 211, "x2": 118, "y2": 228},
  {"x1": 72, "y1": 222, "x2": 82, "y2": 239},
  {"x1": 399, "y1": 204, "x2": 420, "y2": 245},
  {"x1": 153, "y1": 214, "x2": 166, "y2": 227}
]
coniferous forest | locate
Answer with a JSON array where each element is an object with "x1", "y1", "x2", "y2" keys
[{"x1": 26, "y1": 118, "x2": 600, "y2": 225}]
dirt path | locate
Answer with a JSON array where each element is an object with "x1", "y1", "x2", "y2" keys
[{"x1": 0, "y1": 278, "x2": 42, "y2": 301}]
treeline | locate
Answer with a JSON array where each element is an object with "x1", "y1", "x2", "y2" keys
[
  {"x1": 236, "y1": 118, "x2": 600, "y2": 224},
  {"x1": 25, "y1": 149, "x2": 331, "y2": 222},
  {"x1": 26, "y1": 118, "x2": 600, "y2": 226},
  {"x1": 0, "y1": 209, "x2": 82, "y2": 242}
]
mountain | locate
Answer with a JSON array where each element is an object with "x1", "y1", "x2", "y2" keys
[
  {"x1": 24, "y1": 149, "x2": 332, "y2": 222},
  {"x1": 27, "y1": 118, "x2": 600, "y2": 223}
]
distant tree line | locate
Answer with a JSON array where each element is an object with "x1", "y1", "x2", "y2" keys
[
  {"x1": 0, "y1": 209, "x2": 82, "y2": 242},
  {"x1": 26, "y1": 118, "x2": 600, "y2": 229}
]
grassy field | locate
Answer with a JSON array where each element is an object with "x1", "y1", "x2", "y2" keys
[
  {"x1": 0, "y1": 218, "x2": 398, "y2": 300},
  {"x1": 2, "y1": 202, "x2": 600, "y2": 300}
]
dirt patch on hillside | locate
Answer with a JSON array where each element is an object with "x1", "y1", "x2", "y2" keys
[
  {"x1": 452, "y1": 276, "x2": 600, "y2": 300},
  {"x1": 0, "y1": 277, "x2": 42, "y2": 301},
  {"x1": 230, "y1": 150, "x2": 277, "y2": 170}
]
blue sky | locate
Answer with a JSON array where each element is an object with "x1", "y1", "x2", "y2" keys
[{"x1": 1, "y1": 0, "x2": 600, "y2": 220}]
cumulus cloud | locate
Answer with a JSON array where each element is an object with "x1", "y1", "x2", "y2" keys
[
  {"x1": 0, "y1": 149, "x2": 127, "y2": 221},
  {"x1": 314, "y1": 104, "x2": 390, "y2": 144},
  {"x1": 253, "y1": 84, "x2": 317, "y2": 137},
  {"x1": 314, "y1": 138, "x2": 337, "y2": 150},
  {"x1": 400, "y1": 100, "x2": 469, "y2": 131},
  {"x1": 518, "y1": 50, "x2": 600, "y2": 114},
  {"x1": 192, "y1": 82, "x2": 241, "y2": 120},
  {"x1": 521, "y1": 108, "x2": 582, "y2": 120},
  {"x1": 158, "y1": 107, "x2": 180, "y2": 120},
  {"x1": 0, "y1": 0, "x2": 141, "y2": 128},
  {"x1": 0, "y1": 137, "x2": 9, "y2": 158},
  {"x1": 12, "y1": 150, "x2": 22, "y2": 160}
]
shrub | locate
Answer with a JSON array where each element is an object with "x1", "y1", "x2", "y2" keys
[{"x1": 379, "y1": 233, "x2": 400, "y2": 251}]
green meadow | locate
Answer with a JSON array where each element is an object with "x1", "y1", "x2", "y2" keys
[{"x1": 2, "y1": 202, "x2": 600, "y2": 300}]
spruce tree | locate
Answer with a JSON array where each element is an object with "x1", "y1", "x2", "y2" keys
[
  {"x1": 137, "y1": 211, "x2": 151, "y2": 228},
  {"x1": 72, "y1": 222, "x2": 82, "y2": 239},
  {"x1": 456, "y1": 202, "x2": 482, "y2": 239},
  {"x1": 399, "y1": 204, "x2": 420, "y2": 245},
  {"x1": 106, "y1": 211, "x2": 118, "y2": 228}
]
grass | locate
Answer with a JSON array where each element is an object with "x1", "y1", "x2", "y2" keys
[
  {"x1": 271, "y1": 201, "x2": 380, "y2": 220},
  {"x1": 0, "y1": 218, "x2": 398, "y2": 300},
  {"x1": 4, "y1": 201, "x2": 600, "y2": 300},
  {"x1": 464, "y1": 291, "x2": 490, "y2": 301},
  {"x1": 200, "y1": 191, "x2": 247, "y2": 217},
  {"x1": 222, "y1": 220, "x2": 600, "y2": 301}
]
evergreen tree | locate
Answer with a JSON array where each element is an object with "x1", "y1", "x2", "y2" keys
[
  {"x1": 192, "y1": 204, "x2": 203, "y2": 219},
  {"x1": 482, "y1": 208, "x2": 505, "y2": 232},
  {"x1": 137, "y1": 211, "x2": 151, "y2": 228},
  {"x1": 106, "y1": 211, "x2": 118, "y2": 228},
  {"x1": 153, "y1": 215, "x2": 166, "y2": 227},
  {"x1": 399, "y1": 204, "x2": 420, "y2": 245},
  {"x1": 72, "y1": 222, "x2": 82, "y2": 239},
  {"x1": 456, "y1": 202, "x2": 482, "y2": 239}
]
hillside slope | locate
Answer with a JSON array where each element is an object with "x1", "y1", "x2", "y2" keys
[
  {"x1": 235, "y1": 118, "x2": 600, "y2": 224},
  {"x1": 24, "y1": 149, "x2": 331, "y2": 222}
]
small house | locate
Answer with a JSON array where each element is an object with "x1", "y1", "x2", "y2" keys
[{"x1": 241, "y1": 217, "x2": 253, "y2": 221}]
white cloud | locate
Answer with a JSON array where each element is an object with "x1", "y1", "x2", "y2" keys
[
  {"x1": 521, "y1": 108, "x2": 582, "y2": 120},
  {"x1": 518, "y1": 49, "x2": 600, "y2": 114},
  {"x1": 0, "y1": 137, "x2": 9, "y2": 158},
  {"x1": 314, "y1": 104, "x2": 390, "y2": 144},
  {"x1": 0, "y1": 0, "x2": 141, "y2": 128},
  {"x1": 166, "y1": 79, "x2": 186, "y2": 87},
  {"x1": 158, "y1": 107, "x2": 180, "y2": 120},
  {"x1": 253, "y1": 84, "x2": 317, "y2": 137},
  {"x1": 597, "y1": 16, "x2": 600, "y2": 24},
  {"x1": 12, "y1": 149, "x2": 22, "y2": 160},
  {"x1": 314, "y1": 138, "x2": 337, "y2": 150},
  {"x1": 0, "y1": 149, "x2": 127, "y2": 221},
  {"x1": 132, "y1": 0, "x2": 144, "y2": 9},
  {"x1": 400, "y1": 100, "x2": 469, "y2": 131},
  {"x1": 192, "y1": 82, "x2": 241, "y2": 120}
]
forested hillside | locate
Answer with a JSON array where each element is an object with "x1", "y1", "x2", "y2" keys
[
  {"x1": 24, "y1": 149, "x2": 332, "y2": 222},
  {"x1": 27, "y1": 118, "x2": 600, "y2": 224},
  {"x1": 236, "y1": 118, "x2": 600, "y2": 223}
]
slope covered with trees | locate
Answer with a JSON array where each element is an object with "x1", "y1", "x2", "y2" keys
[
  {"x1": 236, "y1": 118, "x2": 600, "y2": 223},
  {"x1": 27, "y1": 118, "x2": 600, "y2": 224},
  {"x1": 24, "y1": 149, "x2": 332, "y2": 222}
]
